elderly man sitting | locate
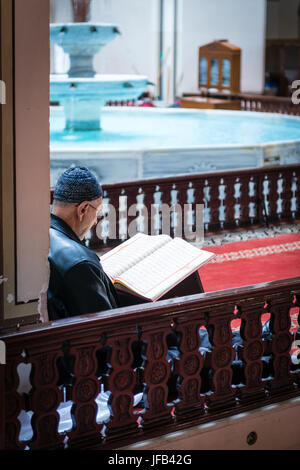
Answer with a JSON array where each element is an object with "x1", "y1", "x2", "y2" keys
[{"x1": 47, "y1": 166, "x2": 127, "y2": 320}]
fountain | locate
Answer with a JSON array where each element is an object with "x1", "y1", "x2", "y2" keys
[
  {"x1": 50, "y1": 1, "x2": 148, "y2": 131},
  {"x1": 50, "y1": 2, "x2": 300, "y2": 186}
]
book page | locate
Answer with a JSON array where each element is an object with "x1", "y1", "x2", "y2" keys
[
  {"x1": 115, "y1": 237, "x2": 214, "y2": 300},
  {"x1": 100, "y1": 232, "x2": 171, "y2": 279}
]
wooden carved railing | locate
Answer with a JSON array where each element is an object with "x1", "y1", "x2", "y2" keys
[
  {"x1": 94, "y1": 94, "x2": 300, "y2": 116},
  {"x1": 0, "y1": 278, "x2": 299, "y2": 450},
  {"x1": 51, "y1": 165, "x2": 300, "y2": 251},
  {"x1": 239, "y1": 94, "x2": 300, "y2": 116},
  {"x1": 183, "y1": 92, "x2": 300, "y2": 116},
  {"x1": 52, "y1": 90, "x2": 300, "y2": 114},
  {"x1": 106, "y1": 100, "x2": 136, "y2": 106}
]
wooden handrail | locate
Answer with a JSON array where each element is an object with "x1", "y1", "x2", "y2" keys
[
  {"x1": 1, "y1": 277, "x2": 299, "y2": 449},
  {"x1": 51, "y1": 164, "x2": 300, "y2": 251},
  {"x1": 182, "y1": 91, "x2": 300, "y2": 115},
  {"x1": 183, "y1": 91, "x2": 294, "y2": 103},
  {"x1": 51, "y1": 91, "x2": 300, "y2": 110}
]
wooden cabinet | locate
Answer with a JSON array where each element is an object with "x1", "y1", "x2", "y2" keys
[{"x1": 198, "y1": 40, "x2": 241, "y2": 93}]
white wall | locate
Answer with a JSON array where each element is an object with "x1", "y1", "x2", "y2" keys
[
  {"x1": 176, "y1": 0, "x2": 267, "y2": 95},
  {"x1": 51, "y1": 0, "x2": 268, "y2": 98},
  {"x1": 51, "y1": 0, "x2": 160, "y2": 95},
  {"x1": 92, "y1": 0, "x2": 160, "y2": 90}
]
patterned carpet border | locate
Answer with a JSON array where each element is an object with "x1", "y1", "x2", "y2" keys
[
  {"x1": 196, "y1": 223, "x2": 300, "y2": 248},
  {"x1": 210, "y1": 240, "x2": 300, "y2": 263}
]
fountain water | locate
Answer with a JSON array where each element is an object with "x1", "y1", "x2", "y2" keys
[
  {"x1": 49, "y1": 9, "x2": 300, "y2": 186},
  {"x1": 50, "y1": 22, "x2": 149, "y2": 131}
]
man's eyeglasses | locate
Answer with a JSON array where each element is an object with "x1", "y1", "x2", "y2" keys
[
  {"x1": 87, "y1": 203, "x2": 104, "y2": 221},
  {"x1": 76, "y1": 202, "x2": 104, "y2": 221}
]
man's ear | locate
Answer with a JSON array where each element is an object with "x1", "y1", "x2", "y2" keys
[{"x1": 76, "y1": 201, "x2": 88, "y2": 221}]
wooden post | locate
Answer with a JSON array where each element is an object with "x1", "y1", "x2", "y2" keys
[
  {"x1": 0, "y1": 363, "x2": 5, "y2": 449},
  {"x1": 71, "y1": 0, "x2": 91, "y2": 22}
]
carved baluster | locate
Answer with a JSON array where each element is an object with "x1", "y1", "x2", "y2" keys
[
  {"x1": 135, "y1": 186, "x2": 148, "y2": 236},
  {"x1": 125, "y1": 187, "x2": 138, "y2": 239},
  {"x1": 290, "y1": 291, "x2": 300, "y2": 384},
  {"x1": 281, "y1": 169, "x2": 293, "y2": 221},
  {"x1": 160, "y1": 182, "x2": 172, "y2": 208},
  {"x1": 135, "y1": 187, "x2": 146, "y2": 234},
  {"x1": 106, "y1": 188, "x2": 122, "y2": 245},
  {"x1": 268, "y1": 295, "x2": 294, "y2": 396},
  {"x1": 99, "y1": 188, "x2": 110, "y2": 248},
  {"x1": 164, "y1": 183, "x2": 177, "y2": 238},
  {"x1": 150, "y1": 185, "x2": 162, "y2": 235},
  {"x1": 223, "y1": 175, "x2": 236, "y2": 229},
  {"x1": 289, "y1": 169, "x2": 299, "y2": 220},
  {"x1": 206, "y1": 311, "x2": 236, "y2": 411},
  {"x1": 193, "y1": 178, "x2": 206, "y2": 235},
  {"x1": 90, "y1": 187, "x2": 119, "y2": 248},
  {"x1": 247, "y1": 175, "x2": 259, "y2": 225},
  {"x1": 131, "y1": 326, "x2": 147, "y2": 406},
  {"x1": 89, "y1": 187, "x2": 119, "y2": 248},
  {"x1": 293, "y1": 170, "x2": 300, "y2": 219},
  {"x1": 261, "y1": 174, "x2": 270, "y2": 226},
  {"x1": 165, "y1": 320, "x2": 181, "y2": 402},
  {"x1": 89, "y1": 188, "x2": 114, "y2": 250},
  {"x1": 151, "y1": 185, "x2": 164, "y2": 235},
  {"x1": 5, "y1": 352, "x2": 25, "y2": 450},
  {"x1": 173, "y1": 182, "x2": 187, "y2": 239},
  {"x1": 202, "y1": 178, "x2": 212, "y2": 233},
  {"x1": 239, "y1": 304, "x2": 266, "y2": 404},
  {"x1": 117, "y1": 188, "x2": 128, "y2": 241},
  {"x1": 218, "y1": 178, "x2": 226, "y2": 229},
  {"x1": 174, "y1": 319, "x2": 205, "y2": 421},
  {"x1": 104, "y1": 334, "x2": 138, "y2": 440},
  {"x1": 257, "y1": 173, "x2": 266, "y2": 225},
  {"x1": 68, "y1": 344, "x2": 102, "y2": 449},
  {"x1": 142, "y1": 326, "x2": 173, "y2": 430},
  {"x1": 238, "y1": 175, "x2": 252, "y2": 227},
  {"x1": 29, "y1": 349, "x2": 64, "y2": 450},
  {"x1": 158, "y1": 182, "x2": 172, "y2": 236},
  {"x1": 207, "y1": 177, "x2": 221, "y2": 232},
  {"x1": 184, "y1": 181, "x2": 195, "y2": 240},
  {"x1": 267, "y1": 171, "x2": 279, "y2": 223},
  {"x1": 183, "y1": 181, "x2": 199, "y2": 241},
  {"x1": 142, "y1": 183, "x2": 156, "y2": 236}
]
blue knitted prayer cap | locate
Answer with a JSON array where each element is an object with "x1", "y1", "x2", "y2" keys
[{"x1": 53, "y1": 166, "x2": 103, "y2": 203}]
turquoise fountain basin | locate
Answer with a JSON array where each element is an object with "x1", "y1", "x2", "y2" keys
[{"x1": 50, "y1": 107, "x2": 300, "y2": 185}]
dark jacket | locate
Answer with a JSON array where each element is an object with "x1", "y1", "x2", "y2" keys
[{"x1": 47, "y1": 213, "x2": 121, "y2": 320}]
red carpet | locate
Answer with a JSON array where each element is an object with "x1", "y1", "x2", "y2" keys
[
  {"x1": 199, "y1": 233, "x2": 300, "y2": 292},
  {"x1": 198, "y1": 233, "x2": 300, "y2": 337}
]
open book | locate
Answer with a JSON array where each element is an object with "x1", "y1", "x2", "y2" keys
[{"x1": 100, "y1": 233, "x2": 215, "y2": 301}]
